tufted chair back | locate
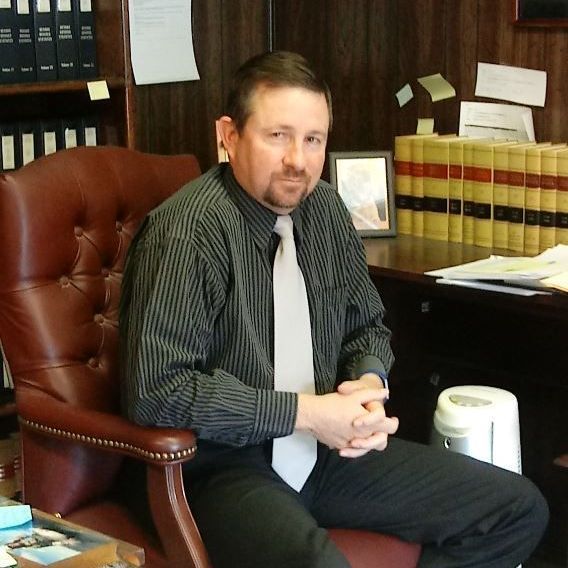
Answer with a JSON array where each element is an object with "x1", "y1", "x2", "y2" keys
[{"x1": 0, "y1": 145, "x2": 200, "y2": 516}]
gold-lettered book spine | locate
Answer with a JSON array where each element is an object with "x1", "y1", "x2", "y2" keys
[
  {"x1": 557, "y1": 148, "x2": 568, "y2": 245},
  {"x1": 394, "y1": 134, "x2": 437, "y2": 235},
  {"x1": 539, "y1": 145, "x2": 567, "y2": 252}
]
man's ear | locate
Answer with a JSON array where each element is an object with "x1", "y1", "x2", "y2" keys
[{"x1": 217, "y1": 116, "x2": 239, "y2": 160}]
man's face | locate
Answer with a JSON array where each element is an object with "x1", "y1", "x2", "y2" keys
[{"x1": 222, "y1": 85, "x2": 329, "y2": 215}]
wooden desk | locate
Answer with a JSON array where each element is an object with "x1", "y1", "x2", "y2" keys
[{"x1": 364, "y1": 235, "x2": 568, "y2": 566}]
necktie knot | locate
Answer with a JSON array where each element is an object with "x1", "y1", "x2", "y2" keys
[{"x1": 274, "y1": 215, "x2": 294, "y2": 240}]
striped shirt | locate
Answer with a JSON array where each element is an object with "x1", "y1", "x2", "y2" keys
[{"x1": 120, "y1": 164, "x2": 393, "y2": 459}]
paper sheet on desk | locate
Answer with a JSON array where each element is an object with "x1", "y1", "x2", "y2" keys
[
  {"x1": 436, "y1": 278, "x2": 552, "y2": 296},
  {"x1": 425, "y1": 244, "x2": 568, "y2": 282}
]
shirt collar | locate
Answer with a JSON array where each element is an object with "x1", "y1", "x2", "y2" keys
[{"x1": 223, "y1": 165, "x2": 307, "y2": 250}]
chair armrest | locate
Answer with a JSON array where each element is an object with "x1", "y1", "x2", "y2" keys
[{"x1": 17, "y1": 388, "x2": 196, "y2": 466}]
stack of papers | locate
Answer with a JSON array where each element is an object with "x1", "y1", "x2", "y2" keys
[{"x1": 425, "y1": 245, "x2": 568, "y2": 296}]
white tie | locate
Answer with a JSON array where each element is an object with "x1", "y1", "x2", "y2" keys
[{"x1": 272, "y1": 215, "x2": 317, "y2": 492}]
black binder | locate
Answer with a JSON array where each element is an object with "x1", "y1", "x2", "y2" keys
[
  {"x1": 58, "y1": 116, "x2": 79, "y2": 148},
  {"x1": 73, "y1": 0, "x2": 96, "y2": 78},
  {"x1": 78, "y1": 114, "x2": 98, "y2": 146},
  {"x1": 0, "y1": 122, "x2": 19, "y2": 171},
  {"x1": 55, "y1": 0, "x2": 77, "y2": 79},
  {"x1": 32, "y1": 0, "x2": 57, "y2": 82},
  {"x1": 39, "y1": 118, "x2": 61, "y2": 156},
  {"x1": 0, "y1": 1, "x2": 18, "y2": 84},
  {"x1": 17, "y1": 119, "x2": 40, "y2": 166},
  {"x1": 13, "y1": 0, "x2": 36, "y2": 82}
]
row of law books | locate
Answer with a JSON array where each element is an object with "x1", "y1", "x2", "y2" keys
[
  {"x1": 0, "y1": 0, "x2": 97, "y2": 84},
  {"x1": 394, "y1": 133, "x2": 568, "y2": 255},
  {"x1": 0, "y1": 116, "x2": 100, "y2": 172}
]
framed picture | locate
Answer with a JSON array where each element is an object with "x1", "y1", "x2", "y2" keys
[
  {"x1": 329, "y1": 151, "x2": 396, "y2": 237},
  {"x1": 512, "y1": 0, "x2": 568, "y2": 26}
]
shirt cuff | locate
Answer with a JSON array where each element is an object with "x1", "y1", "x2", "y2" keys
[{"x1": 354, "y1": 355, "x2": 389, "y2": 391}]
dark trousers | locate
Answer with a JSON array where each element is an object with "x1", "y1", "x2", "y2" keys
[{"x1": 186, "y1": 437, "x2": 549, "y2": 568}]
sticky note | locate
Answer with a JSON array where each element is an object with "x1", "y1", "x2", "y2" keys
[
  {"x1": 395, "y1": 83, "x2": 413, "y2": 107},
  {"x1": 87, "y1": 80, "x2": 110, "y2": 101},
  {"x1": 417, "y1": 73, "x2": 456, "y2": 102},
  {"x1": 416, "y1": 118, "x2": 435, "y2": 134}
]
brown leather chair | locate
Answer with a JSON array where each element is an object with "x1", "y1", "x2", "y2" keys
[{"x1": 0, "y1": 146, "x2": 420, "y2": 568}]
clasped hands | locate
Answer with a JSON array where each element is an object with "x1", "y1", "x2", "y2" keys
[{"x1": 296, "y1": 373, "x2": 399, "y2": 458}]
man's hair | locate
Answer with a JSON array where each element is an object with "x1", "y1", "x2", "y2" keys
[{"x1": 225, "y1": 50, "x2": 333, "y2": 133}]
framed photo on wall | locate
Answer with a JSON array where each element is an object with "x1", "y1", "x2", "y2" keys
[{"x1": 329, "y1": 150, "x2": 396, "y2": 237}]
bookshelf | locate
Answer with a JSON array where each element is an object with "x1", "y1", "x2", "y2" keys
[{"x1": 0, "y1": 0, "x2": 135, "y2": 153}]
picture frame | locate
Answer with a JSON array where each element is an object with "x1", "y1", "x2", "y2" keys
[
  {"x1": 512, "y1": 0, "x2": 568, "y2": 27},
  {"x1": 329, "y1": 150, "x2": 396, "y2": 237}
]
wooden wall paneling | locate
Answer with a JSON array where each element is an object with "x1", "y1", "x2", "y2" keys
[
  {"x1": 440, "y1": 0, "x2": 479, "y2": 136},
  {"x1": 322, "y1": 0, "x2": 376, "y2": 154},
  {"x1": 543, "y1": 29, "x2": 568, "y2": 143},
  {"x1": 392, "y1": 0, "x2": 448, "y2": 140},
  {"x1": 135, "y1": 0, "x2": 270, "y2": 171},
  {"x1": 366, "y1": 0, "x2": 399, "y2": 152},
  {"x1": 272, "y1": 0, "x2": 331, "y2": 77}
]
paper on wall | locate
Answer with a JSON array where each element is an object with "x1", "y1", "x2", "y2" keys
[
  {"x1": 458, "y1": 101, "x2": 535, "y2": 142},
  {"x1": 129, "y1": 0, "x2": 200, "y2": 85},
  {"x1": 475, "y1": 62, "x2": 547, "y2": 107}
]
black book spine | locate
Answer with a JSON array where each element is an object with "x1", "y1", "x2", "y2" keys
[
  {"x1": 55, "y1": 0, "x2": 76, "y2": 79},
  {"x1": 0, "y1": 1, "x2": 18, "y2": 84},
  {"x1": 14, "y1": 0, "x2": 36, "y2": 82},
  {"x1": 73, "y1": 0, "x2": 96, "y2": 78},
  {"x1": 32, "y1": 0, "x2": 57, "y2": 81}
]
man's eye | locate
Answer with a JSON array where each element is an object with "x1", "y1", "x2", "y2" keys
[
  {"x1": 271, "y1": 131, "x2": 285, "y2": 138},
  {"x1": 306, "y1": 136, "x2": 322, "y2": 145}
]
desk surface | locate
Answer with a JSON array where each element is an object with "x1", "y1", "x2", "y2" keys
[{"x1": 363, "y1": 235, "x2": 568, "y2": 320}]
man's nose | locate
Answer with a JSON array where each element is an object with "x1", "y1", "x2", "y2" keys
[{"x1": 283, "y1": 141, "x2": 306, "y2": 171}]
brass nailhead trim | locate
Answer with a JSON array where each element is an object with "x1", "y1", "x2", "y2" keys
[{"x1": 21, "y1": 419, "x2": 196, "y2": 461}]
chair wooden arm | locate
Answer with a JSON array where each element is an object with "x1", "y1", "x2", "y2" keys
[
  {"x1": 16, "y1": 387, "x2": 211, "y2": 568},
  {"x1": 16, "y1": 387, "x2": 197, "y2": 466}
]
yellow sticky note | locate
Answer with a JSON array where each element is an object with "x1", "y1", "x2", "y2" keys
[
  {"x1": 416, "y1": 118, "x2": 434, "y2": 134},
  {"x1": 418, "y1": 73, "x2": 456, "y2": 102},
  {"x1": 87, "y1": 80, "x2": 110, "y2": 101}
]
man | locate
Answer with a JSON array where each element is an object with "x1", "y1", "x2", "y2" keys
[{"x1": 120, "y1": 51, "x2": 548, "y2": 567}]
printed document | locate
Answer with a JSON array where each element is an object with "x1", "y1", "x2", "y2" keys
[
  {"x1": 475, "y1": 62, "x2": 547, "y2": 107},
  {"x1": 129, "y1": 0, "x2": 200, "y2": 85}
]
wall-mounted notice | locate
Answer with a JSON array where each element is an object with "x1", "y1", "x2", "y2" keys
[{"x1": 129, "y1": 0, "x2": 200, "y2": 85}]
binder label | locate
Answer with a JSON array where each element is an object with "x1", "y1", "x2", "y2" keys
[
  {"x1": 36, "y1": 0, "x2": 51, "y2": 13},
  {"x1": 1, "y1": 135, "x2": 15, "y2": 170},
  {"x1": 80, "y1": 0, "x2": 91, "y2": 11},
  {"x1": 44, "y1": 131, "x2": 57, "y2": 154},
  {"x1": 22, "y1": 132, "x2": 35, "y2": 165},
  {"x1": 17, "y1": 0, "x2": 30, "y2": 14},
  {"x1": 84, "y1": 125, "x2": 96, "y2": 146},
  {"x1": 64, "y1": 127, "x2": 77, "y2": 148}
]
